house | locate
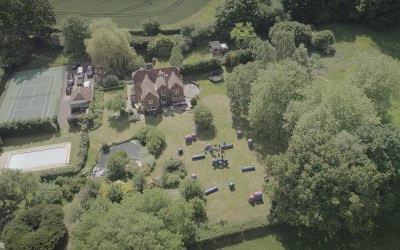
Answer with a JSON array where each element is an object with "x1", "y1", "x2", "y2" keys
[
  {"x1": 70, "y1": 86, "x2": 94, "y2": 113},
  {"x1": 209, "y1": 41, "x2": 228, "y2": 56},
  {"x1": 132, "y1": 64, "x2": 185, "y2": 113}
]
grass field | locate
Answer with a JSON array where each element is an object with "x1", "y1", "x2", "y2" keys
[
  {"x1": 50, "y1": 0, "x2": 223, "y2": 29},
  {"x1": 88, "y1": 80, "x2": 268, "y2": 222}
]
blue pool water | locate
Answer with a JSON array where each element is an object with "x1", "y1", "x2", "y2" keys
[{"x1": 7, "y1": 145, "x2": 69, "y2": 170}]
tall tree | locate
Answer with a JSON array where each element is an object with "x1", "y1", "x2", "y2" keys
[
  {"x1": 346, "y1": 53, "x2": 400, "y2": 120},
  {"x1": 250, "y1": 38, "x2": 277, "y2": 64},
  {"x1": 215, "y1": 0, "x2": 262, "y2": 34},
  {"x1": 266, "y1": 130, "x2": 383, "y2": 234},
  {"x1": 226, "y1": 61, "x2": 264, "y2": 118},
  {"x1": 193, "y1": 104, "x2": 213, "y2": 130},
  {"x1": 0, "y1": 0, "x2": 56, "y2": 66},
  {"x1": 85, "y1": 18, "x2": 142, "y2": 76},
  {"x1": 271, "y1": 30, "x2": 296, "y2": 61},
  {"x1": 60, "y1": 15, "x2": 90, "y2": 59},
  {"x1": 285, "y1": 81, "x2": 380, "y2": 138},
  {"x1": 249, "y1": 60, "x2": 310, "y2": 145},
  {"x1": 106, "y1": 151, "x2": 130, "y2": 181},
  {"x1": 106, "y1": 93, "x2": 126, "y2": 115},
  {"x1": 269, "y1": 21, "x2": 312, "y2": 46},
  {"x1": 292, "y1": 43, "x2": 308, "y2": 66},
  {"x1": 230, "y1": 22, "x2": 257, "y2": 49},
  {"x1": 169, "y1": 46, "x2": 184, "y2": 68}
]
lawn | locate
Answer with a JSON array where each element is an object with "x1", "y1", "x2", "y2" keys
[{"x1": 49, "y1": 0, "x2": 223, "y2": 29}]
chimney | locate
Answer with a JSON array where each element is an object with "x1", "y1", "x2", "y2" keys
[{"x1": 145, "y1": 63, "x2": 154, "y2": 71}]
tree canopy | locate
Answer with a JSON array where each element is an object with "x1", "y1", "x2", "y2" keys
[
  {"x1": 193, "y1": 104, "x2": 214, "y2": 130},
  {"x1": 106, "y1": 150, "x2": 130, "y2": 181},
  {"x1": 269, "y1": 21, "x2": 312, "y2": 46},
  {"x1": 85, "y1": 18, "x2": 143, "y2": 76},
  {"x1": 230, "y1": 22, "x2": 257, "y2": 49},
  {"x1": 60, "y1": 15, "x2": 90, "y2": 59},
  {"x1": 106, "y1": 93, "x2": 126, "y2": 115}
]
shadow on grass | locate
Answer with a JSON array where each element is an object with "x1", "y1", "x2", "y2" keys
[
  {"x1": 3, "y1": 132, "x2": 61, "y2": 147},
  {"x1": 197, "y1": 126, "x2": 217, "y2": 141},
  {"x1": 108, "y1": 114, "x2": 130, "y2": 132},
  {"x1": 144, "y1": 114, "x2": 163, "y2": 126},
  {"x1": 320, "y1": 23, "x2": 400, "y2": 59}
]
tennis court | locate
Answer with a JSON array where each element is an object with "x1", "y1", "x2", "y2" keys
[{"x1": 0, "y1": 66, "x2": 65, "y2": 122}]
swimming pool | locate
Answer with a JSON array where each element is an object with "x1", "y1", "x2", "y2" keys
[{"x1": 6, "y1": 143, "x2": 70, "y2": 171}]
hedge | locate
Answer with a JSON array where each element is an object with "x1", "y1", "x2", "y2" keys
[
  {"x1": 101, "y1": 85, "x2": 125, "y2": 91},
  {"x1": 181, "y1": 58, "x2": 222, "y2": 76},
  {"x1": 130, "y1": 28, "x2": 181, "y2": 36},
  {"x1": 131, "y1": 36, "x2": 156, "y2": 50},
  {"x1": 193, "y1": 217, "x2": 269, "y2": 249},
  {"x1": 0, "y1": 117, "x2": 59, "y2": 138},
  {"x1": 223, "y1": 49, "x2": 253, "y2": 68},
  {"x1": 40, "y1": 131, "x2": 90, "y2": 182}
]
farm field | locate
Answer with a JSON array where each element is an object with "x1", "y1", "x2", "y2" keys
[{"x1": 49, "y1": 0, "x2": 223, "y2": 29}]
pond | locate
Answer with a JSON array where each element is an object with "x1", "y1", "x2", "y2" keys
[{"x1": 92, "y1": 140, "x2": 144, "y2": 177}]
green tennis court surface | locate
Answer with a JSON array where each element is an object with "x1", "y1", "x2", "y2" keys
[{"x1": 0, "y1": 66, "x2": 65, "y2": 122}]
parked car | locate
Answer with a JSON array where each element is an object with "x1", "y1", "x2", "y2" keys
[
  {"x1": 77, "y1": 66, "x2": 84, "y2": 85},
  {"x1": 67, "y1": 72, "x2": 74, "y2": 86},
  {"x1": 70, "y1": 61, "x2": 80, "y2": 70},
  {"x1": 66, "y1": 85, "x2": 73, "y2": 95},
  {"x1": 86, "y1": 65, "x2": 94, "y2": 78}
]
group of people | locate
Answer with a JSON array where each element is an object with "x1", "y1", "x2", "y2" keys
[{"x1": 205, "y1": 144, "x2": 225, "y2": 158}]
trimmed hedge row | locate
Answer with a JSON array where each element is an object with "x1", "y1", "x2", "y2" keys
[
  {"x1": 101, "y1": 85, "x2": 125, "y2": 91},
  {"x1": 131, "y1": 36, "x2": 156, "y2": 50},
  {"x1": 0, "y1": 117, "x2": 59, "y2": 138},
  {"x1": 181, "y1": 58, "x2": 222, "y2": 76},
  {"x1": 40, "y1": 131, "x2": 90, "y2": 182},
  {"x1": 130, "y1": 28, "x2": 181, "y2": 36},
  {"x1": 193, "y1": 217, "x2": 269, "y2": 249},
  {"x1": 223, "y1": 49, "x2": 254, "y2": 68}
]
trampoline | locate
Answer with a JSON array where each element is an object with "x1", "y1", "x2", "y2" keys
[{"x1": 209, "y1": 71, "x2": 223, "y2": 82}]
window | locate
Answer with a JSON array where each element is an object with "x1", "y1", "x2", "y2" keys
[
  {"x1": 148, "y1": 99, "x2": 153, "y2": 105},
  {"x1": 161, "y1": 91, "x2": 165, "y2": 96},
  {"x1": 174, "y1": 89, "x2": 179, "y2": 95}
]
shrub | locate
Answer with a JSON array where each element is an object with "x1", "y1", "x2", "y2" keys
[
  {"x1": 130, "y1": 36, "x2": 155, "y2": 50},
  {"x1": 161, "y1": 159, "x2": 187, "y2": 188},
  {"x1": 140, "y1": 150, "x2": 156, "y2": 176},
  {"x1": 311, "y1": 30, "x2": 335, "y2": 54},
  {"x1": 193, "y1": 104, "x2": 213, "y2": 130},
  {"x1": 134, "y1": 126, "x2": 153, "y2": 144},
  {"x1": 190, "y1": 197, "x2": 207, "y2": 223},
  {"x1": 147, "y1": 34, "x2": 175, "y2": 58},
  {"x1": 32, "y1": 183, "x2": 63, "y2": 205},
  {"x1": 181, "y1": 58, "x2": 222, "y2": 76},
  {"x1": 190, "y1": 98, "x2": 198, "y2": 107},
  {"x1": 180, "y1": 179, "x2": 204, "y2": 201},
  {"x1": 101, "y1": 75, "x2": 119, "y2": 88},
  {"x1": 0, "y1": 117, "x2": 58, "y2": 138},
  {"x1": 3, "y1": 204, "x2": 66, "y2": 250},
  {"x1": 87, "y1": 89, "x2": 104, "y2": 130},
  {"x1": 269, "y1": 21, "x2": 312, "y2": 46},
  {"x1": 146, "y1": 127, "x2": 166, "y2": 157},
  {"x1": 224, "y1": 49, "x2": 253, "y2": 68},
  {"x1": 55, "y1": 176, "x2": 86, "y2": 201},
  {"x1": 142, "y1": 19, "x2": 161, "y2": 36}
]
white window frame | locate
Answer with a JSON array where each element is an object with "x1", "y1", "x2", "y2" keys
[
  {"x1": 174, "y1": 89, "x2": 179, "y2": 95},
  {"x1": 148, "y1": 99, "x2": 153, "y2": 105}
]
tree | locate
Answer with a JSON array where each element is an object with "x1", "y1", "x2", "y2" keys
[
  {"x1": 190, "y1": 197, "x2": 207, "y2": 223},
  {"x1": 146, "y1": 127, "x2": 167, "y2": 157},
  {"x1": 346, "y1": 53, "x2": 400, "y2": 120},
  {"x1": 106, "y1": 150, "x2": 129, "y2": 181},
  {"x1": 147, "y1": 34, "x2": 175, "y2": 58},
  {"x1": 269, "y1": 21, "x2": 312, "y2": 46},
  {"x1": 32, "y1": 183, "x2": 63, "y2": 205},
  {"x1": 356, "y1": 124, "x2": 400, "y2": 212},
  {"x1": 99, "y1": 180, "x2": 134, "y2": 203},
  {"x1": 100, "y1": 74, "x2": 119, "y2": 88},
  {"x1": 0, "y1": 0, "x2": 56, "y2": 67},
  {"x1": 106, "y1": 94, "x2": 126, "y2": 115},
  {"x1": 85, "y1": 18, "x2": 141, "y2": 76},
  {"x1": 250, "y1": 38, "x2": 277, "y2": 64},
  {"x1": 142, "y1": 19, "x2": 161, "y2": 36},
  {"x1": 193, "y1": 104, "x2": 213, "y2": 130},
  {"x1": 226, "y1": 61, "x2": 263, "y2": 118},
  {"x1": 311, "y1": 30, "x2": 335, "y2": 54},
  {"x1": 60, "y1": 15, "x2": 90, "y2": 59},
  {"x1": 180, "y1": 179, "x2": 203, "y2": 201},
  {"x1": 292, "y1": 43, "x2": 308, "y2": 66},
  {"x1": 271, "y1": 30, "x2": 296, "y2": 61},
  {"x1": 3, "y1": 204, "x2": 66, "y2": 250},
  {"x1": 248, "y1": 60, "x2": 310, "y2": 145},
  {"x1": 215, "y1": 0, "x2": 262, "y2": 34},
  {"x1": 266, "y1": 130, "x2": 383, "y2": 234},
  {"x1": 284, "y1": 81, "x2": 380, "y2": 138},
  {"x1": 72, "y1": 189, "x2": 195, "y2": 249},
  {"x1": 169, "y1": 46, "x2": 184, "y2": 68},
  {"x1": 230, "y1": 22, "x2": 257, "y2": 49},
  {"x1": 0, "y1": 169, "x2": 37, "y2": 209},
  {"x1": 359, "y1": 0, "x2": 400, "y2": 29},
  {"x1": 126, "y1": 162, "x2": 146, "y2": 192}
]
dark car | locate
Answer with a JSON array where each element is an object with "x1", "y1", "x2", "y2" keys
[
  {"x1": 66, "y1": 85, "x2": 73, "y2": 95},
  {"x1": 70, "y1": 61, "x2": 80, "y2": 70},
  {"x1": 86, "y1": 65, "x2": 94, "y2": 78},
  {"x1": 67, "y1": 72, "x2": 74, "y2": 86}
]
